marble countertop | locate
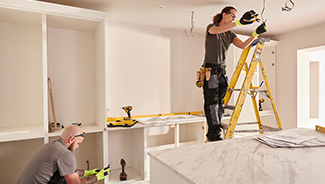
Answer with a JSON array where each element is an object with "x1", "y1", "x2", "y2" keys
[{"x1": 148, "y1": 128, "x2": 325, "y2": 184}]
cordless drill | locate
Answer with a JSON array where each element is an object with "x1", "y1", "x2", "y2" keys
[
  {"x1": 122, "y1": 106, "x2": 132, "y2": 120},
  {"x1": 259, "y1": 99, "x2": 265, "y2": 111},
  {"x1": 120, "y1": 159, "x2": 127, "y2": 181}
]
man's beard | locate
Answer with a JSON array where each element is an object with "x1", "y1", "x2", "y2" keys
[{"x1": 68, "y1": 141, "x2": 75, "y2": 151}]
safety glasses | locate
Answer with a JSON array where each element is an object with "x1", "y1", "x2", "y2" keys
[
  {"x1": 225, "y1": 12, "x2": 236, "y2": 19},
  {"x1": 75, "y1": 131, "x2": 85, "y2": 138}
]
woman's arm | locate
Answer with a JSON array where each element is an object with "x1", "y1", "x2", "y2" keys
[
  {"x1": 208, "y1": 22, "x2": 237, "y2": 34},
  {"x1": 232, "y1": 35, "x2": 255, "y2": 49}
]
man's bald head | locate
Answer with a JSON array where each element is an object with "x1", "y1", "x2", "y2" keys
[{"x1": 61, "y1": 125, "x2": 84, "y2": 142}]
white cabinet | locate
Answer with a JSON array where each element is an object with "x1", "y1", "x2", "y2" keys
[
  {"x1": 0, "y1": 7, "x2": 44, "y2": 142},
  {"x1": 106, "y1": 128, "x2": 146, "y2": 183},
  {"x1": 104, "y1": 116, "x2": 206, "y2": 183},
  {"x1": 0, "y1": 1, "x2": 107, "y2": 183}
]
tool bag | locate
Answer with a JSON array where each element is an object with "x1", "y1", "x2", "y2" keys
[{"x1": 195, "y1": 67, "x2": 211, "y2": 88}]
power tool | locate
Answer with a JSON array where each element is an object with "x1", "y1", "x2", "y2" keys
[
  {"x1": 107, "y1": 106, "x2": 138, "y2": 127},
  {"x1": 122, "y1": 106, "x2": 132, "y2": 120},
  {"x1": 259, "y1": 99, "x2": 265, "y2": 111},
  {"x1": 120, "y1": 159, "x2": 127, "y2": 181}
]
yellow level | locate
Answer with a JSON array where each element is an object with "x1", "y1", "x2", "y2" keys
[
  {"x1": 316, "y1": 125, "x2": 325, "y2": 133},
  {"x1": 106, "y1": 111, "x2": 204, "y2": 122}
]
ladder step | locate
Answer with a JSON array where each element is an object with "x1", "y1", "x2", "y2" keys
[
  {"x1": 260, "y1": 125, "x2": 283, "y2": 131},
  {"x1": 221, "y1": 123, "x2": 228, "y2": 130},
  {"x1": 230, "y1": 125, "x2": 282, "y2": 133},
  {"x1": 224, "y1": 105, "x2": 235, "y2": 110},
  {"x1": 251, "y1": 89, "x2": 268, "y2": 93},
  {"x1": 231, "y1": 88, "x2": 268, "y2": 93},
  {"x1": 221, "y1": 123, "x2": 282, "y2": 132},
  {"x1": 237, "y1": 122, "x2": 259, "y2": 125}
]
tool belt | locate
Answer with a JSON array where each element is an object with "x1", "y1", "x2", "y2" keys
[
  {"x1": 195, "y1": 67, "x2": 211, "y2": 88},
  {"x1": 196, "y1": 63, "x2": 227, "y2": 88}
]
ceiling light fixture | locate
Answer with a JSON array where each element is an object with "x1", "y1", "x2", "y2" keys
[{"x1": 156, "y1": 5, "x2": 165, "y2": 10}]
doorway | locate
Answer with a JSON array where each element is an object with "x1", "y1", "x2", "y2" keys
[{"x1": 297, "y1": 46, "x2": 325, "y2": 128}]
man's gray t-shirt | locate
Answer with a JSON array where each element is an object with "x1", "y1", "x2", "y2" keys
[
  {"x1": 17, "y1": 138, "x2": 77, "y2": 184},
  {"x1": 204, "y1": 23, "x2": 237, "y2": 66}
]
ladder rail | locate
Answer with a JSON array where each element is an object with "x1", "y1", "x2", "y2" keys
[
  {"x1": 243, "y1": 62, "x2": 263, "y2": 133},
  {"x1": 224, "y1": 45, "x2": 251, "y2": 105},
  {"x1": 259, "y1": 59, "x2": 282, "y2": 129}
]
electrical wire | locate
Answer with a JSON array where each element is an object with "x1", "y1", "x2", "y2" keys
[
  {"x1": 185, "y1": 11, "x2": 195, "y2": 37},
  {"x1": 259, "y1": 0, "x2": 295, "y2": 23},
  {"x1": 260, "y1": 0, "x2": 266, "y2": 22}
]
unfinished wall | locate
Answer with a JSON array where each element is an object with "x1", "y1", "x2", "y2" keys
[
  {"x1": 273, "y1": 22, "x2": 325, "y2": 129},
  {"x1": 105, "y1": 21, "x2": 205, "y2": 117}
]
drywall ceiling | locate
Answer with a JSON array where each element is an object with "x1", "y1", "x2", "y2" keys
[{"x1": 36, "y1": 0, "x2": 325, "y2": 37}]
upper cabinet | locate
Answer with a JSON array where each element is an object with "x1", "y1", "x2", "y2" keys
[
  {"x1": 0, "y1": 7, "x2": 44, "y2": 142},
  {"x1": 0, "y1": 1, "x2": 108, "y2": 142}
]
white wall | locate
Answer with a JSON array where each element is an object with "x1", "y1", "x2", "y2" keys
[
  {"x1": 105, "y1": 21, "x2": 205, "y2": 117},
  {"x1": 297, "y1": 48, "x2": 325, "y2": 129},
  {"x1": 273, "y1": 23, "x2": 325, "y2": 129},
  {"x1": 309, "y1": 51, "x2": 325, "y2": 127}
]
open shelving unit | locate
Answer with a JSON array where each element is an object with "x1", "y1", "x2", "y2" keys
[
  {"x1": 0, "y1": 1, "x2": 108, "y2": 183},
  {"x1": 104, "y1": 115, "x2": 206, "y2": 183},
  {"x1": 106, "y1": 127, "x2": 146, "y2": 183}
]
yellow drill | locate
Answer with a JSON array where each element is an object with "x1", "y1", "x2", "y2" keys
[
  {"x1": 259, "y1": 99, "x2": 265, "y2": 111},
  {"x1": 122, "y1": 106, "x2": 132, "y2": 120}
]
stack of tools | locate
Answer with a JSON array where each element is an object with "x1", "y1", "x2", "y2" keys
[
  {"x1": 107, "y1": 106, "x2": 138, "y2": 127},
  {"x1": 120, "y1": 159, "x2": 127, "y2": 181}
]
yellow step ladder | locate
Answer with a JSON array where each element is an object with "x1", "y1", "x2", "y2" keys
[{"x1": 223, "y1": 37, "x2": 282, "y2": 139}]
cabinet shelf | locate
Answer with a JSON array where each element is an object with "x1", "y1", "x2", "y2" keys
[
  {"x1": 108, "y1": 167, "x2": 144, "y2": 184},
  {"x1": 48, "y1": 124, "x2": 103, "y2": 137},
  {"x1": 0, "y1": 124, "x2": 44, "y2": 143}
]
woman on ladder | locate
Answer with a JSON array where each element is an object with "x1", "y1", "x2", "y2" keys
[{"x1": 203, "y1": 6, "x2": 267, "y2": 141}]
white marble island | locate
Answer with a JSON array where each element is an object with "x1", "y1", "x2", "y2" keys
[{"x1": 148, "y1": 128, "x2": 325, "y2": 184}]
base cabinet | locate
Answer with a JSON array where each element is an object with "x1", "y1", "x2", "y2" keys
[{"x1": 104, "y1": 118, "x2": 206, "y2": 183}]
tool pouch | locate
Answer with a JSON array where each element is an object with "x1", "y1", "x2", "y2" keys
[
  {"x1": 195, "y1": 67, "x2": 206, "y2": 88},
  {"x1": 195, "y1": 67, "x2": 212, "y2": 88},
  {"x1": 205, "y1": 68, "x2": 211, "y2": 81}
]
